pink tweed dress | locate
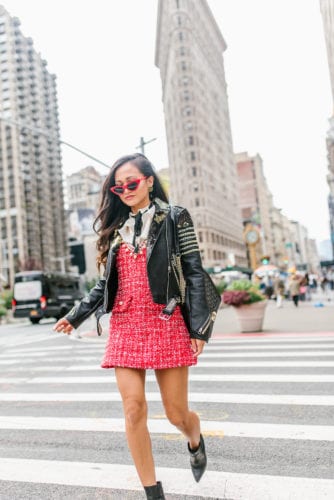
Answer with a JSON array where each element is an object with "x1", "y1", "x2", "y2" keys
[{"x1": 101, "y1": 242, "x2": 197, "y2": 369}]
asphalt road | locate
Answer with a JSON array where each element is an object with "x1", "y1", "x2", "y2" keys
[{"x1": 0, "y1": 314, "x2": 333, "y2": 499}]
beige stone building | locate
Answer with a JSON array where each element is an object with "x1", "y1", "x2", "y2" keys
[
  {"x1": 271, "y1": 207, "x2": 320, "y2": 273},
  {"x1": 320, "y1": 0, "x2": 334, "y2": 256},
  {"x1": 320, "y1": 0, "x2": 334, "y2": 105},
  {"x1": 66, "y1": 166, "x2": 105, "y2": 279},
  {"x1": 271, "y1": 207, "x2": 290, "y2": 269},
  {"x1": 155, "y1": 0, "x2": 246, "y2": 268},
  {"x1": 235, "y1": 152, "x2": 275, "y2": 266},
  {"x1": 0, "y1": 6, "x2": 66, "y2": 285},
  {"x1": 66, "y1": 166, "x2": 104, "y2": 212}
]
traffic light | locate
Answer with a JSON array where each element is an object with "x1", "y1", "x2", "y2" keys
[
  {"x1": 261, "y1": 256, "x2": 270, "y2": 265},
  {"x1": 69, "y1": 242, "x2": 86, "y2": 274}
]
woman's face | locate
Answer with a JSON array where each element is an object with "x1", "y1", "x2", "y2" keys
[{"x1": 114, "y1": 162, "x2": 153, "y2": 213}]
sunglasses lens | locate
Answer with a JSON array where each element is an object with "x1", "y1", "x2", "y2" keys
[
  {"x1": 111, "y1": 186, "x2": 124, "y2": 194},
  {"x1": 127, "y1": 181, "x2": 140, "y2": 191}
]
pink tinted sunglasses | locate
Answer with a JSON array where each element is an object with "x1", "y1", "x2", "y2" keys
[{"x1": 110, "y1": 177, "x2": 148, "y2": 195}]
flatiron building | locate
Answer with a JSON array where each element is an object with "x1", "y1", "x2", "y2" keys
[
  {"x1": 155, "y1": 0, "x2": 247, "y2": 268},
  {"x1": 320, "y1": 0, "x2": 334, "y2": 256}
]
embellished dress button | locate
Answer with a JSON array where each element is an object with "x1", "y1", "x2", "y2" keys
[{"x1": 119, "y1": 301, "x2": 123, "y2": 305}]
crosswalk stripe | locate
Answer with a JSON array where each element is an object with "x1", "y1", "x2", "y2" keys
[
  {"x1": 0, "y1": 357, "x2": 102, "y2": 365},
  {"x1": 0, "y1": 458, "x2": 332, "y2": 499},
  {"x1": 196, "y1": 360, "x2": 334, "y2": 367},
  {"x1": 201, "y1": 351, "x2": 334, "y2": 358},
  {"x1": 0, "y1": 333, "x2": 63, "y2": 349},
  {"x1": 1, "y1": 350, "x2": 334, "y2": 361},
  {"x1": 0, "y1": 416, "x2": 333, "y2": 441},
  {"x1": 2, "y1": 360, "x2": 334, "y2": 371},
  {"x1": 212, "y1": 336, "x2": 334, "y2": 344},
  {"x1": 7, "y1": 345, "x2": 105, "y2": 354},
  {"x1": 0, "y1": 392, "x2": 332, "y2": 405},
  {"x1": 1, "y1": 373, "x2": 334, "y2": 384},
  {"x1": 0, "y1": 351, "x2": 102, "y2": 359},
  {"x1": 7, "y1": 337, "x2": 334, "y2": 354},
  {"x1": 214, "y1": 331, "x2": 334, "y2": 339},
  {"x1": 205, "y1": 344, "x2": 334, "y2": 350}
]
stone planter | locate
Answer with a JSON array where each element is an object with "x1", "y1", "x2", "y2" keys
[{"x1": 234, "y1": 300, "x2": 267, "y2": 333}]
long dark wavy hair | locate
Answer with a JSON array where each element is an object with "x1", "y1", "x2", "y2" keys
[{"x1": 93, "y1": 153, "x2": 169, "y2": 268}]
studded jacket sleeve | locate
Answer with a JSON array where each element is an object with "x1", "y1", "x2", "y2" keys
[{"x1": 176, "y1": 208, "x2": 211, "y2": 341}]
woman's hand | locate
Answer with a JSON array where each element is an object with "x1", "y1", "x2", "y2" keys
[
  {"x1": 53, "y1": 318, "x2": 74, "y2": 335},
  {"x1": 191, "y1": 338, "x2": 206, "y2": 357}
]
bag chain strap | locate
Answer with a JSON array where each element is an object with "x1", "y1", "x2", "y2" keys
[{"x1": 170, "y1": 207, "x2": 186, "y2": 304}]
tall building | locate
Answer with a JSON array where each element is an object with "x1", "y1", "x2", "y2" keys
[
  {"x1": 320, "y1": 0, "x2": 334, "y2": 256},
  {"x1": 0, "y1": 6, "x2": 66, "y2": 284},
  {"x1": 66, "y1": 166, "x2": 104, "y2": 212},
  {"x1": 320, "y1": 0, "x2": 334, "y2": 106},
  {"x1": 235, "y1": 152, "x2": 275, "y2": 266},
  {"x1": 155, "y1": 0, "x2": 247, "y2": 268}
]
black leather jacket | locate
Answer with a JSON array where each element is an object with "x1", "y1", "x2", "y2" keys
[{"x1": 66, "y1": 198, "x2": 212, "y2": 341}]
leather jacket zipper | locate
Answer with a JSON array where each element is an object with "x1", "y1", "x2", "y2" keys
[
  {"x1": 198, "y1": 311, "x2": 218, "y2": 336},
  {"x1": 198, "y1": 314, "x2": 211, "y2": 336}
]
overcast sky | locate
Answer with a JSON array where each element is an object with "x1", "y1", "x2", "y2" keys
[{"x1": 2, "y1": 0, "x2": 332, "y2": 243}]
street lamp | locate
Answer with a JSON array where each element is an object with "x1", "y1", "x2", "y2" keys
[
  {"x1": 136, "y1": 136, "x2": 157, "y2": 155},
  {"x1": 0, "y1": 114, "x2": 112, "y2": 170}
]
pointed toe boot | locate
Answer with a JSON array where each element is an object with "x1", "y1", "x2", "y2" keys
[
  {"x1": 188, "y1": 433, "x2": 207, "y2": 483},
  {"x1": 144, "y1": 481, "x2": 165, "y2": 500}
]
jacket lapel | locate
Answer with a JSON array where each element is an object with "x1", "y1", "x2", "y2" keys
[{"x1": 146, "y1": 199, "x2": 169, "y2": 262}]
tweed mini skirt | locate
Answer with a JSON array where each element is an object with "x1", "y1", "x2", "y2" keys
[{"x1": 101, "y1": 242, "x2": 197, "y2": 369}]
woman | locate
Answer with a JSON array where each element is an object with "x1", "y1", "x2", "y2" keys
[
  {"x1": 54, "y1": 153, "x2": 214, "y2": 500},
  {"x1": 289, "y1": 274, "x2": 301, "y2": 307}
]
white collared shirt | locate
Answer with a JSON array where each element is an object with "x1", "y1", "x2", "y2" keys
[{"x1": 118, "y1": 204, "x2": 155, "y2": 247}]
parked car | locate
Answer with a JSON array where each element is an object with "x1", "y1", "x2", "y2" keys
[{"x1": 12, "y1": 270, "x2": 84, "y2": 324}]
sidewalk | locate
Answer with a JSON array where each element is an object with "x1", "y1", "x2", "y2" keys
[{"x1": 214, "y1": 293, "x2": 334, "y2": 335}]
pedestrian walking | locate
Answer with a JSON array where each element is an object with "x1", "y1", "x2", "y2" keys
[
  {"x1": 263, "y1": 275, "x2": 274, "y2": 300},
  {"x1": 274, "y1": 275, "x2": 285, "y2": 308},
  {"x1": 54, "y1": 153, "x2": 219, "y2": 499},
  {"x1": 289, "y1": 275, "x2": 300, "y2": 307}
]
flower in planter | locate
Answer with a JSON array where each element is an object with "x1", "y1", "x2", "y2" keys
[
  {"x1": 222, "y1": 290, "x2": 250, "y2": 306},
  {"x1": 222, "y1": 279, "x2": 265, "y2": 307}
]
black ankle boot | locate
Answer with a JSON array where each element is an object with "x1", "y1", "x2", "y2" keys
[
  {"x1": 188, "y1": 433, "x2": 207, "y2": 482},
  {"x1": 144, "y1": 481, "x2": 165, "y2": 500}
]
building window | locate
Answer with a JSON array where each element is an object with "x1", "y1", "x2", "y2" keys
[
  {"x1": 179, "y1": 32, "x2": 183, "y2": 41},
  {"x1": 192, "y1": 166, "x2": 197, "y2": 177},
  {"x1": 195, "y1": 198, "x2": 200, "y2": 207},
  {"x1": 198, "y1": 231, "x2": 203, "y2": 243},
  {"x1": 182, "y1": 106, "x2": 192, "y2": 117},
  {"x1": 190, "y1": 151, "x2": 196, "y2": 161},
  {"x1": 181, "y1": 61, "x2": 187, "y2": 71},
  {"x1": 188, "y1": 135, "x2": 194, "y2": 145}
]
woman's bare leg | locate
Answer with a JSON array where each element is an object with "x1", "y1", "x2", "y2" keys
[
  {"x1": 155, "y1": 366, "x2": 201, "y2": 449},
  {"x1": 115, "y1": 367, "x2": 156, "y2": 486}
]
